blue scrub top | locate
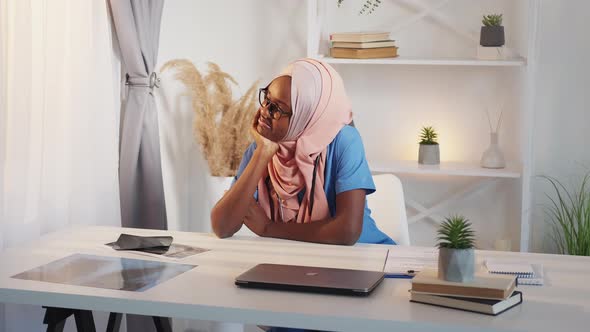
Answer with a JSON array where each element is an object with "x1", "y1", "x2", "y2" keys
[{"x1": 233, "y1": 125, "x2": 395, "y2": 245}]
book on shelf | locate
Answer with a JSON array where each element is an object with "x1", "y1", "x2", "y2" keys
[
  {"x1": 411, "y1": 270, "x2": 517, "y2": 300},
  {"x1": 331, "y1": 40, "x2": 396, "y2": 49},
  {"x1": 329, "y1": 31, "x2": 390, "y2": 43},
  {"x1": 331, "y1": 47, "x2": 398, "y2": 59},
  {"x1": 410, "y1": 290, "x2": 523, "y2": 316},
  {"x1": 477, "y1": 45, "x2": 507, "y2": 60}
]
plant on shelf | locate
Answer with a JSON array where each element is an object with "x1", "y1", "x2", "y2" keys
[
  {"x1": 480, "y1": 13, "x2": 505, "y2": 47},
  {"x1": 542, "y1": 173, "x2": 590, "y2": 256},
  {"x1": 160, "y1": 59, "x2": 259, "y2": 177},
  {"x1": 337, "y1": 0, "x2": 381, "y2": 15},
  {"x1": 482, "y1": 14, "x2": 503, "y2": 27},
  {"x1": 437, "y1": 215, "x2": 476, "y2": 282},
  {"x1": 418, "y1": 126, "x2": 440, "y2": 165}
]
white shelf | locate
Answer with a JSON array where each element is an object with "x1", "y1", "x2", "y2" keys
[
  {"x1": 369, "y1": 160, "x2": 521, "y2": 178},
  {"x1": 316, "y1": 55, "x2": 527, "y2": 67}
]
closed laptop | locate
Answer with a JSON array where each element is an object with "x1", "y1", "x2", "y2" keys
[{"x1": 235, "y1": 263, "x2": 385, "y2": 296}]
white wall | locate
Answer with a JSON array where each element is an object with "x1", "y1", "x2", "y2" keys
[
  {"x1": 156, "y1": 0, "x2": 306, "y2": 235},
  {"x1": 156, "y1": 0, "x2": 589, "y2": 253},
  {"x1": 529, "y1": 0, "x2": 590, "y2": 253}
]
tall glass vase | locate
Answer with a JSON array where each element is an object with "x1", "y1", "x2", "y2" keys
[{"x1": 481, "y1": 132, "x2": 506, "y2": 169}]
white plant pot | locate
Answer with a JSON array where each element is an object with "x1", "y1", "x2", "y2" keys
[
  {"x1": 438, "y1": 248, "x2": 475, "y2": 283},
  {"x1": 418, "y1": 144, "x2": 440, "y2": 165}
]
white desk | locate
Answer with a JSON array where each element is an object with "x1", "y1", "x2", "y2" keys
[{"x1": 1, "y1": 226, "x2": 589, "y2": 331}]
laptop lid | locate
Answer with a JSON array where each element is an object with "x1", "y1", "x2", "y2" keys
[{"x1": 235, "y1": 263, "x2": 385, "y2": 296}]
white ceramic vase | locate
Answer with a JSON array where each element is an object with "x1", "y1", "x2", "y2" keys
[{"x1": 481, "y1": 132, "x2": 506, "y2": 169}]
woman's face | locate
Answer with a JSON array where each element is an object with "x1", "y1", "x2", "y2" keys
[{"x1": 255, "y1": 76, "x2": 292, "y2": 142}]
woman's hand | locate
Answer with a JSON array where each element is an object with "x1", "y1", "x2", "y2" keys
[
  {"x1": 243, "y1": 197, "x2": 272, "y2": 237},
  {"x1": 251, "y1": 111, "x2": 279, "y2": 158}
]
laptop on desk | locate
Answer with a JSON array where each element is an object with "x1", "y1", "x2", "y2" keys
[{"x1": 235, "y1": 263, "x2": 385, "y2": 296}]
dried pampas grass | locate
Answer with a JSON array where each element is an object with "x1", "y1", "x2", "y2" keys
[{"x1": 161, "y1": 59, "x2": 258, "y2": 177}]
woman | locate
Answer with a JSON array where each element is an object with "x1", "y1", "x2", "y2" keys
[{"x1": 211, "y1": 58, "x2": 394, "y2": 246}]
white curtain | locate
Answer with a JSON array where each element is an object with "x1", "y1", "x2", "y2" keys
[{"x1": 0, "y1": 0, "x2": 121, "y2": 330}]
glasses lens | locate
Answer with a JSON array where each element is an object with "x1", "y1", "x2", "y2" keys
[
  {"x1": 269, "y1": 104, "x2": 281, "y2": 120},
  {"x1": 259, "y1": 88, "x2": 266, "y2": 107}
]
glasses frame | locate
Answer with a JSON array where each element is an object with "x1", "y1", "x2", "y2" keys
[{"x1": 258, "y1": 87, "x2": 291, "y2": 120}]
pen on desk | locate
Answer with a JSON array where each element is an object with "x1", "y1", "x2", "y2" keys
[
  {"x1": 385, "y1": 274, "x2": 414, "y2": 279},
  {"x1": 382, "y1": 248, "x2": 390, "y2": 273}
]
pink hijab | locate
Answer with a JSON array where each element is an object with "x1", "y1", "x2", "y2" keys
[{"x1": 257, "y1": 58, "x2": 353, "y2": 223}]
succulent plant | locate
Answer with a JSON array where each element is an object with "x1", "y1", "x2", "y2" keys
[
  {"x1": 482, "y1": 14, "x2": 503, "y2": 27},
  {"x1": 437, "y1": 216, "x2": 476, "y2": 249},
  {"x1": 419, "y1": 126, "x2": 438, "y2": 145}
]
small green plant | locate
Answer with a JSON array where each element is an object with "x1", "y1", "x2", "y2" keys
[
  {"x1": 419, "y1": 126, "x2": 438, "y2": 145},
  {"x1": 437, "y1": 216, "x2": 475, "y2": 249},
  {"x1": 482, "y1": 14, "x2": 503, "y2": 27},
  {"x1": 542, "y1": 174, "x2": 590, "y2": 256},
  {"x1": 337, "y1": 0, "x2": 382, "y2": 15}
]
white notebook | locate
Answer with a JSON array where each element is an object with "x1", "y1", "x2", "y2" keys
[
  {"x1": 485, "y1": 260, "x2": 544, "y2": 286},
  {"x1": 485, "y1": 260, "x2": 534, "y2": 277},
  {"x1": 518, "y1": 264, "x2": 544, "y2": 285}
]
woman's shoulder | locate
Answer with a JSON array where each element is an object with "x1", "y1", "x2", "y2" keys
[{"x1": 330, "y1": 125, "x2": 362, "y2": 151}]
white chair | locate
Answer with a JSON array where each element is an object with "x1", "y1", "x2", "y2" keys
[{"x1": 367, "y1": 173, "x2": 411, "y2": 245}]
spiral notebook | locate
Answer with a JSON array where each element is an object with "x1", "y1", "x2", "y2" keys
[{"x1": 485, "y1": 260, "x2": 544, "y2": 286}]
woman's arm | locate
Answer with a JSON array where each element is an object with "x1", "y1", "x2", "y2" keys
[
  {"x1": 210, "y1": 121, "x2": 278, "y2": 238},
  {"x1": 244, "y1": 189, "x2": 366, "y2": 245}
]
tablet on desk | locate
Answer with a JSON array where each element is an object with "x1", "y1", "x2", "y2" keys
[{"x1": 235, "y1": 263, "x2": 385, "y2": 296}]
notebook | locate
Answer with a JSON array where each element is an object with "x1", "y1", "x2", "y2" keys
[
  {"x1": 410, "y1": 290, "x2": 523, "y2": 316},
  {"x1": 485, "y1": 260, "x2": 534, "y2": 276},
  {"x1": 485, "y1": 260, "x2": 544, "y2": 286},
  {"x1": 383, "y1": 247, "x2": 438, "y2": 277}
]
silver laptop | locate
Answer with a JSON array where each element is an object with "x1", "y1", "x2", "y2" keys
[{"x1": 235, "y1": 263, "x2": 385, "y2": 296}]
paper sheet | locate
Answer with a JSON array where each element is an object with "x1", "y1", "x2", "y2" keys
[{"x1": 383, "y1": 247, "x2": 438, "y2": 274}]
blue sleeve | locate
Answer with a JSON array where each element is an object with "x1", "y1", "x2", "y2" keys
[
  {"x1": 333, "y1": 126, "x2": 376, "y2": 195},
  {"x1": 232, "y1": 142, "x2": 257, "y2": 186},
  {"x1": 231, "y1": 142, "x2": 259, "y2": 200}
]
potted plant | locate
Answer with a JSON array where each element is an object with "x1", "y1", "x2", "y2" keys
[
  {"x1": 418, "y1": 126, "x2": 440, "y2": 165},
  {"x1": 437, "y1": 215, "x2": 476, "y2": 282},
  {"x1": 480, "y1": 14, "x2": 505, "y2": 47},
  {"x1": 542, "y1": 173, "x2": 590, "y2": 256}
]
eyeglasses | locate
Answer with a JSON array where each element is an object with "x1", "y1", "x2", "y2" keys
[{"x1": 258, "y1": 87, "x2": 292, "y2": 120}]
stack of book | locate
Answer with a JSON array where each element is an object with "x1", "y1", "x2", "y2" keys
[
  {"x1": 329, "y1": 31, "x2": 398, "y2": 59},
  {"x1": 410, "y1": 270, "x2": 523, "y2": 316}
]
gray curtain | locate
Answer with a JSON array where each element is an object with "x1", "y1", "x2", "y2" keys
[
  {"x1": 110, "y1": 0, "x2": 167, "y2": 231},
  {"x1": 109, "y1": 2, "x2": 167, "y2": 330}
]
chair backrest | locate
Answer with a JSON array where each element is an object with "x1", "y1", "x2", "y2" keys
[{"x1": 367, "y1": 173, "x2": 410, "y2": 245}]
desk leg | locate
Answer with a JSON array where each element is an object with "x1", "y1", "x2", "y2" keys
[
  {"x1": 43, "y1": 307, "x2": 96, "y2": 332},
  {"x1": 45, "y1": 319, "x2": 66, "y2": 332},
  {"x1": 73, "y1": 310, "x2": 96, "y2": 332},
  {"x1": 106, "y1": 313, "x2": 122, "y2": 332},
  {"x1": 43, "y1": 307, "x2": 71, "y2": 332},
  {"x1": 152, "y1": 316, "x2": 172, "y2": 332}
]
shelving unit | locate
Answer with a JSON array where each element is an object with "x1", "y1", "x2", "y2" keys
[
  {"x1": 370, "y1": 160, "x2": 521, "y2": 178},
  {"x1": 318, "y1": 55, "x2": 527, "y2": 66},
  {"x1": 307, "y1": 0, "x2": 539, "y2": 251}
]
